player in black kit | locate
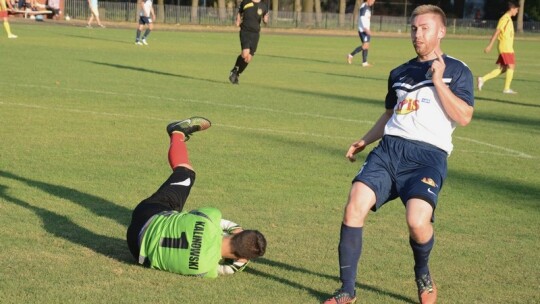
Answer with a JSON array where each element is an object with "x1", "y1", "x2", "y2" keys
[{"x1": 228, "y1": 0, "x2": 269, "y2": 84}]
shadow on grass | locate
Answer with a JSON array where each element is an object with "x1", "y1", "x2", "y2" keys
[
  {"x1": 307, "y1": 70, "x2": 388, "y2": 82},
  {"x1": 84, "y1": 60, "x2": 225, "y2": 84},
  {"x1": 475, "y1": 96, "x2": 540, "y2": 109},
  {"x1": 62, "y1": 34, "x2": 133, "y2": 45},
  {"x1": 260, "y1": 54, "x2": 337, "y2": 65},
  {"x1": 0, "y1": 171, "x2": 133, "y2": 263},
  {"x1": 249, "y1": 257, "x2": 416, "y2": 303}
]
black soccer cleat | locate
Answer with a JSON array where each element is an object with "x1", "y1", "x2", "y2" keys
[
  {"x1": 229, "y1": 68, "x2": 239, "y2": 85},
  {"x1": 166, "y1": 117, "x2": 211, "y2": 141}
]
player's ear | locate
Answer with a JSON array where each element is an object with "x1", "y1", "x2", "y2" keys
[{"x1": 438, "y1": 26, "x2": 446, "y2": 39}]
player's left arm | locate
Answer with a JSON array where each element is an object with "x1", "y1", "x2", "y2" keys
[
  {"x1": 221, "y1": 219, "x2": 243, "y2": 234},
  {"x1": 150, "y1": 6, "x2": 155, "y2": 20},
  {"x1": 431, "y1": 51, "x2": 473, "y2": 126}
]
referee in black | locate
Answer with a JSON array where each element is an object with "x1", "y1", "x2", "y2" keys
[{"x1": 229, "y1": 0, "x2": 269, "y2": 84}]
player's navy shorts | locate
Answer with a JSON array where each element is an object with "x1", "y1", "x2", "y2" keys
[
  {"x1": 138, "y1": 16, "x2": 152, "y2": 25},
  {"x1": 240, "y1": 30, "x2": 260, "y2": 55},
  {"x1": 126, "y1": 166, "x2": 196, "y2": 259},
  {"x1": 353, "y1": 135, "x2": 448, "y2": 220},
  {"x1": 358, "y1": 31, "x2": 371, "y2": 43}
]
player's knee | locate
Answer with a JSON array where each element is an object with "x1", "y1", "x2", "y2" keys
[{"x1": 343, "y1": 201, "x2": 371, "y2": 226}]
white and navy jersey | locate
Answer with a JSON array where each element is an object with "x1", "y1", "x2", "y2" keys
[
  {"x1": 384, "y1": 55, "x2": 474, "y2": 155},
  {"x1": 358, "y1": 2, "x2": 372, "y2": 32},
  {"x1": 140, "y1": 0, "x2": 153, "y2": 17}
]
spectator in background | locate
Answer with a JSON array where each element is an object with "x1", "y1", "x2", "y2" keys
[
  {"x1": 0, "y1": 0, "x2": 17, "y2": 38},
  {"x1": 47, "y1": 0, "x2": 61, "y2": 19},
  {"x1": 87, "y1": 0, "x2": 105, "y2": 28},
  {"x1": 477, "y1": 0, "x2": 519, "y2": 94}
]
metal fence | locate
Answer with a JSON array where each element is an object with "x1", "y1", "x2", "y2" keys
[{"x1": 65, "y1": 0, "x2": 540, "y2": 34}]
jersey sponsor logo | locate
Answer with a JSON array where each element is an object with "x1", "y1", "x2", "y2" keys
[
  {"x1": 189, "y1": 221, "x2": 206, "y2": 270},
  {"x1": 170, "y1": 178, "x2": 191, "y2": 187},
  {"x1": 395, "y1": 98, "x2": 419, "y2": 115}
]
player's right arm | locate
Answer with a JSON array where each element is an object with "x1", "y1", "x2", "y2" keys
[
  {"x1": 235, "y1": 12, "x2": 241, "y2": 27},
  {"x1": 346, "y1": 109, "x2": 392, "y2": 162},
  {"x1": 484, "y1": 28, "x2": 500, "y2": 53}
]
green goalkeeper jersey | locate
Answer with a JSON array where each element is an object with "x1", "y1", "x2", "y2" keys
[{"x1": 139, "y1": 207, "x2": 222, "y2": 278}]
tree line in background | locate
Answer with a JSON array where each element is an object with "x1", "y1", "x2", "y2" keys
[{"x1": 109, "y1": 0, "x2": 536, "y2": 31}]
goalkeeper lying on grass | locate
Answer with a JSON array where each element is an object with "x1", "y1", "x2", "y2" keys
[{"x1": 126, "y1": 117, "x2": 267, "y2": 278}]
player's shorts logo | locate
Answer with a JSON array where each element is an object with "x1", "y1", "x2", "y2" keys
[{"x1": 421, "y1": 177, "x2": 437, "y2": 188}]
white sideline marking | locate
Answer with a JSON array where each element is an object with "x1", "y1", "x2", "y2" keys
[{"x1": 1, "y1": 84, "x2": 535, "y2": 159}]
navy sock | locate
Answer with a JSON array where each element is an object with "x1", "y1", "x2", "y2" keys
[
  {"x1": 338, "y1": 223, "x2": 363, "y2": 296},
  {"x1": 350, "y1": 46, "x2": 363, "y2": 56},
  {"x1": 410, "y1": 235, "x2": 434, "y2": 278},
  {"x1": 143, "y1": 29, "x2": 151, "y2": 38},
  {"x1": 362, "y1": 49, "x2": 369, "y2": 63}
]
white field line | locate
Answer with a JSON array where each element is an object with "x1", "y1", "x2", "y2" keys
[{"x1": 1, "y1": 84, "x2": 535, "y2": 159}]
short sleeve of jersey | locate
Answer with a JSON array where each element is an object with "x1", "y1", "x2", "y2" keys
[{"x1": 445, "y1": 57, "x2": 474, "y2": 107}]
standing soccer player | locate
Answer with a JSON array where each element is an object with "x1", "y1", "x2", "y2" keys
[
  {"x1": 135, "y1": 0, "x2": 155, "y2": 46},
  {"x1": 347, "y1": 0, "x2": 375, "y2": 67},
  {"x1": 477, "y1": 0, "x2": 519, "y2": 94},
  {"x1": 0, "y1": 0, "x2": 17, "y2": 38},
  {"x1": 228, "y1": 0, "x2": 269, "y2": 85},
  {"x1": 323, "y1": 5, "x2": 474, "y2": 304},
  {"x1": 126, "y1": 117, "x2": 267, "y2": 278},
  {"x1": 86, "y1": 0, "x2": 105, "y2": 28}
]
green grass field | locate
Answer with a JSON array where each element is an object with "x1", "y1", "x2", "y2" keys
[{"x1": 1, "y1": 21, "x2": 539, "y2": 303}]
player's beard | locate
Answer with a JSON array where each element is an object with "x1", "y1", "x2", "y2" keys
[{"x1": 413, "y1": 40, "x2": 434, "y2": 60}]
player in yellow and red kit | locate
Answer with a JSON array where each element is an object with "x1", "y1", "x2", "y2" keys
[
  {"x1": 0, "y1": 0, "x2": 17, "y2": 39},
  {"x1": 477, "y1": 0, "x2": 520, "y2": 94}
]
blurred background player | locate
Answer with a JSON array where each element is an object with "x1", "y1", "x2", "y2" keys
[
  {"x1": 347, "y1": 0, "x2": 375, "y2": 67},
  {"x1": 228, "y1": 0, "x2": 269, "y2": 84},
  {"x1": 86, "y1": 0, "x2": 105, "y2": 28},
  {"x1": 477, "y1": 0, "x2": 519, "y2": 94},
  {"x1": 126, "y1": 117, "x2": 267, "y2": 278},
  {"x1": 324, "y1": 5, "x2": 473, "y2": 304},
  {"x1": 0, "y1": 0, "x2": 17, "y2": 38},
  {"x1": 135, "y1": 0, "x2": 155, "y2": 46}
]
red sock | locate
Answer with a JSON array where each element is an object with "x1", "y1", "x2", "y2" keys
[{"x1": 168, "y1": 133, "x2": 190, "y2": 169}]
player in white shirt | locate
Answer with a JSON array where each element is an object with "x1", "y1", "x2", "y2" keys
[
  {"x1": 135, "y1": 0, "x2": 155, "y2": 45},
  {"x1": 325, "y1": 5, "x2": 474, "y2": 304},
  {"x1": 347, "y1": 0, "x2": 375, "y2": 67}
]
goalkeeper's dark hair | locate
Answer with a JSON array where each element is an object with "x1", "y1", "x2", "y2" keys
[{"x1": 231, "y1": 230, "x2": 267, "y2": 259}]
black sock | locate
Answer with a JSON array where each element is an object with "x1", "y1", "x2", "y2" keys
[
  {"x1": 350, "y1": 46, "x2": 363, "y2": 56},
  {"x1": 136, "y1": 29, "x2": 141, "y2": 40},
  {"x1": 362, "y1": 49, "x2": 369, "y2": 63},
  {"x1": 143, "y1": 29, "x2": 151, "y2": 39},
  {"x1": 410, "y1": 235, "x2": 434, "y2": 278},
  {"x1": 338, "y1": 223, "x2": 363, "y2": 296}
]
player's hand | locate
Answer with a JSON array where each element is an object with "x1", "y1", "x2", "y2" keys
[
  {"x1": 431, "y1": 50, "x2": 446, "y2": 82},
  {"x1": 484, "y1": 45, "x2": 492, "y2": 53},
  {"x1": 346, "y1": 140, "x2": 366, "y2": 162}
]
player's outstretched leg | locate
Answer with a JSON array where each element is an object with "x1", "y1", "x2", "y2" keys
[{"x1": 166, "y1": 117, "x2": 211, "y2": 141}]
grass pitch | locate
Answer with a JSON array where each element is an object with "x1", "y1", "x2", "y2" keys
[{"x1": 0, "y1": 21, "x2": 539, "y2": 303}]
